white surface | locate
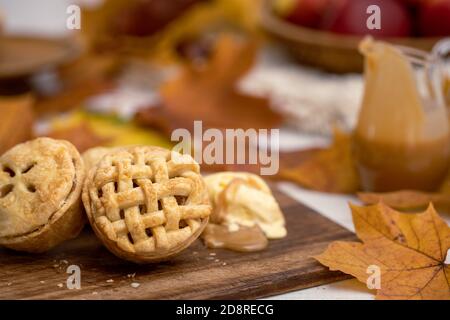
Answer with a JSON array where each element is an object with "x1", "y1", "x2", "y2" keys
[
  {"x1": 278, "y1": 182, "x2": 359, "y2": 232},
  {"x1": 266, "y1": 279, "x2": 373, "y2": 300},
  {"x1": 241, "y1": 48, "x2": 363, "y2": 135}
]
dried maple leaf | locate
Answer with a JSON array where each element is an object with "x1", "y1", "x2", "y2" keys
[
  {"x1": 81, "y1": 0, "x2": 209, "y2": 57},
  {"x1": 34, "y1": 54, "x2": 116, "y2": 115},
  {"x1": 34, "y1": 79, "x2": 112, "y2": 115},
  {"x1": 150, "y1": 0, "x2": 263, "y2": 63},
  {"x1": 135, "y1": 34, "x2": 282, "y2": 135},
  {"x1": 358, "y1": 190, "x2": 450, "y2": 213},
  {"x1": 277, "y1": 129, "x2": 360, "y2": 194},
  {"x1": 82, "y1": 0, "x2": 262, "y2": 62},
  {"x1": 46, "y1": 122, "x2": 111, "y2": 152},
  {"x1": 315, "y1": 202, "x2": 450, "y2": 300},
  {"x1": 46, "y1": 110, "x2": 171, "y2": 151},
  {"x1": 0, "y1": 94, "x2": 34, "y2": 155},
  {"x1": 134, "y1": 104, "x2": 176, "y2": 137}
]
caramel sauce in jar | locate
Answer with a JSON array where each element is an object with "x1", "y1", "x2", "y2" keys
[
  {"x1": 354, "y1": 38, "x2": 450, "y2": 192},
  {"x1": 354, "y1": 133, "x2": 450, "y2": 192}
]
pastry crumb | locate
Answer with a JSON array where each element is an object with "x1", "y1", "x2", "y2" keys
[
  {"x1": 131, "y1": 282, "x2": 140, "y2": 288},
  {"x1": 222, "y1": 262, "x2": 227, "y2": 266},
  {"x1": 214, "y1": 259, "x2": 220, "y2": 262},
  {"x1": 40, "y1": 281, "x2": 45, "y2": 284},
  {"x1": 7, "y1": 282, "x2": 12, "y2": 286},
  {"x1": 57, "y1": 283, "x2": 63, "y2": 288},
  {"x1": 209, "y1": 252, "x2": 216, "y2": 256},
  {"x1": 127, "y1": 273, "x2": 136, "y2": 278},
  {"x1": 92, "y1": 291, "x2": 98, "y2": 295},
  {"x1": 106, "y1": 279, "x2": 114, "y2": 283}
]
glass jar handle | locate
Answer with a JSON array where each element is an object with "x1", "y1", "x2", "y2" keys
[{"x1": 431, "y1": 38, "x2": 450, "y2": 108}]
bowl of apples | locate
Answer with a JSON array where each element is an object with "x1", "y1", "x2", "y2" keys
[{"x1": 261, "y1": 0, "x2": 449, "y2": 73}]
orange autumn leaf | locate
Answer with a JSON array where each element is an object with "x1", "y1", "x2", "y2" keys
[
  {"x1": 34, "y1": 54, "x2": 116, "y2": 115},
  {"x1": 46, "y1": 123, "x2": 112, "y2": 152},
  {"x1": 81, "y1": 0, "x2": 202, "y2": 55},
  {"x1": 278, "y1": 129, "x2": 360, "y2": 194},
  {"x1": 358, "y1": 190, "x2": 450, "y2": 213},
  {"x1": 315, "y1": 203, "x2": 450, "y2": 300},
  {"x1": 135, "y1": 34, "x2": 282, "y2": 135}
]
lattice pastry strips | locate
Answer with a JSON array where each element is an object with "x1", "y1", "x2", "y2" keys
[{"x1": 82, "y1": 146, "x2": 211, "y2": 263}]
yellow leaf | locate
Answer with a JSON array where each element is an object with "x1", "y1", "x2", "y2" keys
[
  {"x1": 358, "y1": 190, "x2": 450, "y2": 213},
  {"x1": 49, "y1": 111, "x2": 171, "y2": 149},
  {"x1": 315, "y1": 202, "x2": 450, "y2": 300}
]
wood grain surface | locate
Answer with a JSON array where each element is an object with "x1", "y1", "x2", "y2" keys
[{"x1": 0, "y1": 189, "x2": 356, "y2": 299}]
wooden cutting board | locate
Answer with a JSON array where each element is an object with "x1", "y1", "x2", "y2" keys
[{"x1": 0, "y1": 188, "x2": 356, "y2": 299}]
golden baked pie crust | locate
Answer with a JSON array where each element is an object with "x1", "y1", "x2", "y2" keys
[
  {"x1": 0, "y1": 138, "x2": 85, "y2": 252},
  {"x1": 82, "y1": 146, "x2": 211, "y2": 263}
]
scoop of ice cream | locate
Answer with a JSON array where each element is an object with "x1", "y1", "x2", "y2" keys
[{"x1": 204, "y1": 172, "x2": 287, "y2": 239}]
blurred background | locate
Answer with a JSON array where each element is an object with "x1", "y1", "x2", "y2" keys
[{"x1": 0, "y1": 0, "x2": 449, "y2": 175}]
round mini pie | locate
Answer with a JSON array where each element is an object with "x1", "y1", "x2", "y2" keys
[
  {"x1": 0, "y1": 137, "x2": 85, "y2": 252},
  {"x1": 82, "y1": 146, "x2": 114, "y2": 172},
  {"x1": 82, "y1": 146, "x2": 211, "y2": 263}
]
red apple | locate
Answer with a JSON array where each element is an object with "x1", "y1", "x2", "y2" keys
[
  {"x1": 322, "y1": 0, "x2": 413, "y2": 37},
  {"x1": 419, "y1": 0, "x2": 450, "y2": 36},
  {"x1": 398, "y1": 0, "x2": 426, "y2": 7},
  {"x1": 275, "y1": 0, "x2": 332, "y2": 28}
]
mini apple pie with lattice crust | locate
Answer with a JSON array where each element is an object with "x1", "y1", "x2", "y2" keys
[
  {"x1": 0, "y1": 138, "x2": 85, "y2": 252},
  {"x1": 82, "y1": 146, "x2": 211, "y2": 263}
]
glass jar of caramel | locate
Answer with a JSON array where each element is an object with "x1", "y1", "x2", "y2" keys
[{"x1": 354, "y1": 38, "x2": 450, "y2": 192}]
